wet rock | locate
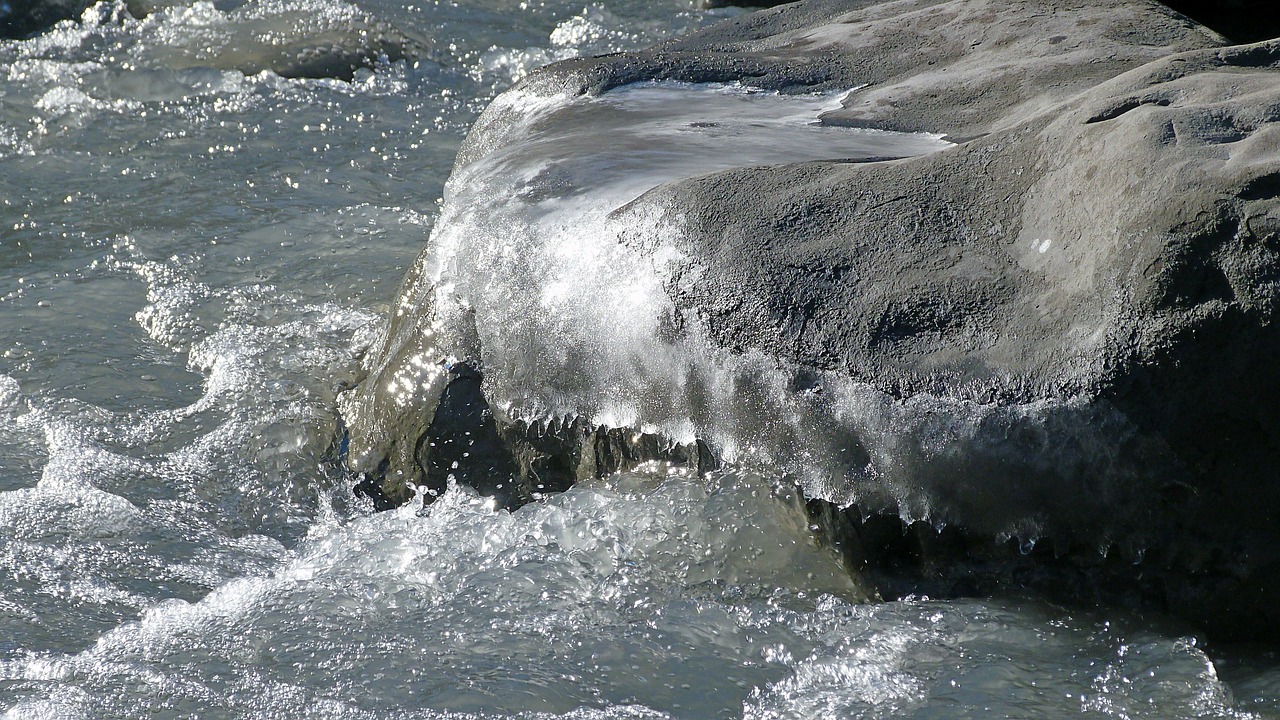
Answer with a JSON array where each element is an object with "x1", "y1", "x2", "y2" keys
[
  {"x1": 0, "y1": 0, "x2": 92, "y2": 38},
  {"x1": 345, "y1": 0, "x2": 1280, "y2": 636},
  {"x1": 614, "y1": 10, "x2": 1280, "y2": 634},
  {"x1": 230, "y1": 21, "x2": 425, "y2": 81},
  {"x1": 349, "y1": 366, "x2": 720, "y2": 511},
  {"x1": 349, "y1": 358, "x2": 718, "y2": 511}
]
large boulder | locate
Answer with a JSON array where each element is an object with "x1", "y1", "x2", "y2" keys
[{"x1": 341, "y1": 0, "x2": 1280, "y2": 635}]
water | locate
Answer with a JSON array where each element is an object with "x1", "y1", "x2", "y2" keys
[{"x1": 1, "y1": 0, "x2": 1278, "y2": 717}]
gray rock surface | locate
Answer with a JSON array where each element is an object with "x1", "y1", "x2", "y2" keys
[
  {"x1": 462, "y1": 0, "x2": 1220, "y2": 155},
  {"x1": 624, "y1": 21, "x2": 1280, "y2": 633},
  {"x1": 344, "y1": 0, "x2": 1280, "y2": 635}
]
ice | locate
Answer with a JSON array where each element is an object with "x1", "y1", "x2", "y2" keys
[
  {"x1": 422, "y1": 84, "x2": 952, "y2": 433},
  {"x1": 352, "y1": 82, "x2": 949, "y2": 505}
]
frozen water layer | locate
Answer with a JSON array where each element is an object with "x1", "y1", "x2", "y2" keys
[
  {"x1": 459, "y1": 81, "x2": 952, "y2": 206},
  {"x1": 354, "y1": 82, "x2": 952, "y2": 445},
  {"x1": 346, "y1": 82, "x2": 957, "y2": 484}
]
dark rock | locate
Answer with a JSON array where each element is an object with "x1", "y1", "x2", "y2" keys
[
  {"x1": 806, "y1": 497, "x2": 1279, "y2": 641},
  {"x1": 351, "y1": 366, "x2": 721, "y2": 511},
  {"x1": 254, "y1": 28, "x2": 422, "y2": 81},
  {"x1": 630, "y1": 37, "x2": 1280, "y2": 561},
  {"x1": 1159, "y1": 0, "x2": 1280, "y2": 44},
  {"x1": 341, "y1": 290, "x2": 718, "y2": 508},
  {"x1": 179, "y1": 12, "x2": 425, "y2": 82},
  {"x1": 617, "y1": 21, "x2": 1280, "y2": 633}
]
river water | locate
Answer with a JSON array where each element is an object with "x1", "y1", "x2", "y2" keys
[{"x1": 2, "y1": 0, "x2": 1280, "y2": 717}]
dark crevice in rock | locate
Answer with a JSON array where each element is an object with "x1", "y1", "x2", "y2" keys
[
  {"x1": 353, "y1": 458, "x2": 401, "y2": 512},
  {"x1": 416, "y1": 363, "x2": 528, "y2": 510},
  {"x1": 1084, "y1": 96, "x2": 1173, "y2": 124},
  {"x1": 1241, "y1": 172, "x2": 1280, "y2": 202},
  {"x1": 803, "y1": 498, "x2": 1280, "y2": 643},
  {"x1": 498, "y1": 419, "x2": 720, "y2": 494}
]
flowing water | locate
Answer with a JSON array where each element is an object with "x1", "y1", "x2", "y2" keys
[{"x1": 2, "y1": 0, "x2": 1280, "y2": 717}]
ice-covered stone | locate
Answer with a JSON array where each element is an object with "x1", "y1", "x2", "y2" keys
[{"x1": 343, "y1": 0, "x2": 1280, "y2": 636}]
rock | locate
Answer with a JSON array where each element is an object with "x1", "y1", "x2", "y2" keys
[
  {"x1": 342, "y1": 0, "x2": 1280, "y2": 636},
  {"x1": 146, "y1": 1, "x2": 426, "y2": 82},
  {"x1": 463, "y1": 0, "x2": 1219, "y2": 149},
  {"x1": 1, "y1": 0, "x2": 93, "y2": 39},
  {"x1": 634, "y1": 34, "x2": 1280, "y2": 634},
  {"x1": 632, "y1": 33, "x2": 1280, "y2": 620}
]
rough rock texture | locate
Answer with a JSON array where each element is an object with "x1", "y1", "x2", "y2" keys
[
  {"x1": 461, "y1": 0, "x2": 1220, "y2": 161},
  {"x1": 624, "y1": 23, "x2": 1280, "y2": 635},
  {"x1": 638, "y1": 36, "x2": 1280, "y2": 636},
  {"x1": 699, "y1": 0, "x2": 794, "y2": 8},
  {"x1": 345, "y1": 0, "x2": 1280, "y2": 637},
  {"x1": 642, "y1": 44, "x2": 1280, "y2": 417}
]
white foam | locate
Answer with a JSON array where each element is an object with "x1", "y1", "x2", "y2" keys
[
  {"x1": 745, "y1": 598, "x2": 1243, "y2": 720},
  {"x1": 0, "y1": 419, "x2": 142, "y2": 537},
  {"x1": 0, "y1": 375, "x2": 22, "y2": 416},
  {"x1": 3, "y1": 470, "x2": 861, "y2": 717}
]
